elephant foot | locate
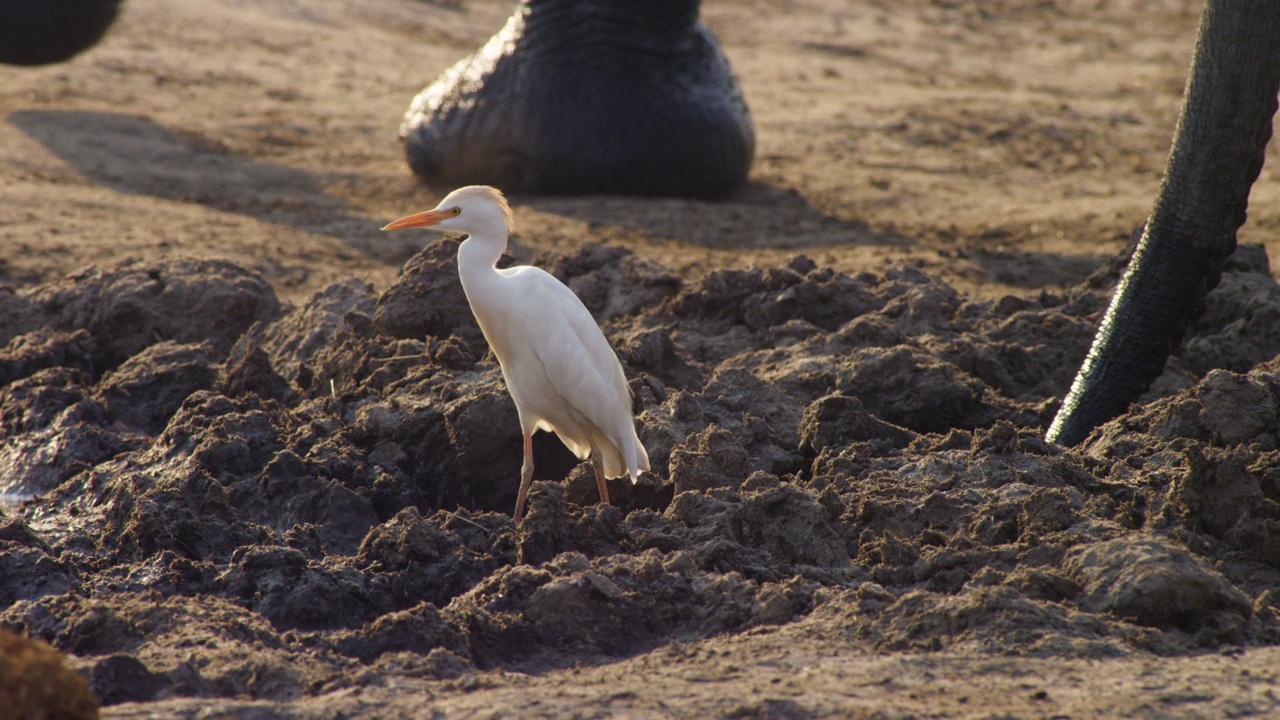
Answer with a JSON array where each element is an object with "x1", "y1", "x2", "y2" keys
[
  {"x1": 0, "y1": 0, "x2": 121, "y2": 66},
  {"x1": 400, "y1": 0, "x2": 755, "y2": 199}
]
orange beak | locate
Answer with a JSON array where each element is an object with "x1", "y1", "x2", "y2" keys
[{"x1": 381, "y1": 209, "x2": 446, "y2": 231}]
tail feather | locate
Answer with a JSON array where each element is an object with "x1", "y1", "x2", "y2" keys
[
  {"x1": 594, "y1": 428, "x2": 649, "y2": 484},
  {"x1": 631, "y1": 441, "x2": 651, "y2": 483}
]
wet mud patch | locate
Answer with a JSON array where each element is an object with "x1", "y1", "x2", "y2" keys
[{"x1": 4, "y1": 242, "x2": 1280, "y2": 705}]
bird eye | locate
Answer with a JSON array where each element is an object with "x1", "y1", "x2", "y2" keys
[{"x1": 451, "y1": 207, "x2": 461, "y2": 216}]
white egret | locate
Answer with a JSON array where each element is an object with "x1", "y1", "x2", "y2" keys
[{"x1": 382, "y1": 186, "x2": 650, "y2": 521}]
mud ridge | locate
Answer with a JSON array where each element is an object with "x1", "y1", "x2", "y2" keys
[{"x1": 3, "y1": 244, "x2": 1280, "y2": 705}]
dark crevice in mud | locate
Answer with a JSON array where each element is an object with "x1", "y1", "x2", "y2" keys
[{"x1": 4, "y1": 242, "x2": 1280, "y2": 704}]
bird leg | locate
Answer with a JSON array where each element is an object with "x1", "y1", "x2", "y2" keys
[
  {"x1": 589, "y1": 439, "x2": 610, "y2": 507},
  {"x1": 514, "y1": 431, "x2": 534, "y2": 522}
]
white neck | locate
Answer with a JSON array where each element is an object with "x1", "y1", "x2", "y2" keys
[{"x1": 456, "y1": 229, "x2": 508, "y2": 293}]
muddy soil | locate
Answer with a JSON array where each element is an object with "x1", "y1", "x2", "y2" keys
[
  {"x1": 4, "y1": 239, "x2": 1280, "y2": 717},
  {"x1": 5, "y1": 0, "x2": 1280, "y2": 718}
]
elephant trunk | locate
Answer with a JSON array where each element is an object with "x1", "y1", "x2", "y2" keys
[{"x1": 1047, "y1": 1, "x2": 1280, "y2": 446}]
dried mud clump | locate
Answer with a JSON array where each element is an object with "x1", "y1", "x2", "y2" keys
[
  {"x1": 3, "y1": 242, "x2": 1280, "y2": 705},
  {"x1": 0, "y1": 628, "x2": 100, "y2": 720},
  {"x1": 0, "y1": 259, "x2": 281, "y2": 372}
]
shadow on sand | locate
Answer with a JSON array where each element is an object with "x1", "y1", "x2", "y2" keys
[
  {"x1": 9, "y1": 109, "x2": 395, "y2": 253},
  {"x1": 519, "y1": 180, "x2": 917, "y2": 252}
]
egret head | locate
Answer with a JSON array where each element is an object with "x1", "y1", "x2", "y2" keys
[{"x1": 382, "y1": 185, "x2": 514, "y2": 238}]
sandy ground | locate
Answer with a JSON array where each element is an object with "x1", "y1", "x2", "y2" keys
[
  {"x1": 5, "y1": 0, "x2": 1280, "y2": 717},
  {"x1": 10, "y1": 0, "x2": 1279, "y2": 304}
]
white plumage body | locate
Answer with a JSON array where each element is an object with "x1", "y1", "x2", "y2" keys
[
  {"x1": 461, "y1": 258, "x2": 648, "y2": 482},
  {"x1": 383, "y1": 185, "x2": 649, "y2": 520}
]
